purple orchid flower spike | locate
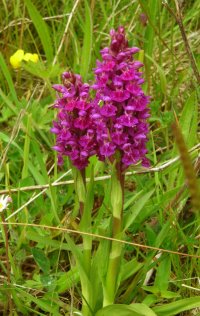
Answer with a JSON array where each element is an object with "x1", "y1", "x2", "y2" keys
[
  {"x1": 51, "y1": 72, "x2": 97, "y2": 170},
  {"x1": 93, "y1": 26, "x2": 150, "y2": 168}
]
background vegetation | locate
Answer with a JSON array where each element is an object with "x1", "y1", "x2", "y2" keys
[{"x1": 0, "y1": 0, "x2": 199, "y2": 315}]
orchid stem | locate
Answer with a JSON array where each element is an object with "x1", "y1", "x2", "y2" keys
[
  {"x1": 73, "y1": 167, "x2": 93, "y2": 315},
  {"x1": 104, "y1": 161, "x2": 125, "y2": 306}
]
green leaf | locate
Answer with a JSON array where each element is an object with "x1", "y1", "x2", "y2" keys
[
  {"x1": 80, "y1": 167, "x2": 94, "y2": 230},
  {"x1": 168, "y1": 91, "x2": 198, "y2": 188},
  {"x1": 0, "y1": 132, "x2": 23, "y2": 153},
  {"x1": 0, "y1": 88, "x2": 17, "y2": 114},
  {"x1": 15, "y1": 288, "x2": 61, "y2": 315},
  {"x1": 64, "y1": 234, "x2": 91, "y2": 293},
  {"x1": 0, "y1": 52, "x2": 20, "y2": 107},
  {"x1": 179, "y1": 91, "x2": 198, "y2": 146},
  {"x1": 154, "y1": 222, "x2": 171, "y2": 248},
  {"x1": 142, "y1": 286, "x2": 180, "y2": 299},
  {"x1": 123, "y1": 190, "x2": 154, "y2": 231},
  {"x1": 30, "y1": 137, "x2": 48, "y2": 182},
  {"x1": 145, "y1": 54, "x2": 167, "y2": 94},
  {"x1": 55, "y1": 269, "x2": 79, "y2": 293},
  {"x1": 128, "y1": 304, "x2": 158, "y2": 316},
  {"x1": 111, "y1": 164, "x2": 123, "y2": 219},
  {"x1": 124, "y1": 190, "x2": 143, "y2": 211},
  {"x1": 95, "y1": 303, "x2": 157, "y2": 316},
  {"x1": 32, "y1": 248, "x2": 50, "y2": 274},
  {"x1": 154, "y1": 255, "x2": 171, "y2": 292},
  {"x1": 24, "y1": 0, "x2": 53, "y2": 63},
  {"x1": 153, "y1": 297, "x2": 200, "y2": 316},
  {"x1": 140, "y1": 0, "x2": 158, "y2": 74},
  {"x1": 80, "y1": 0, "x2": 93, "y2": 81},
  {"x1": 28, "y1": 229, "x2": 65, "y2": 250},
  {"x1": 72, "y1": 168, "x2": 86, "y2": 203},
  {"x1": 22, "y1": 114, "x2": 32, "y2": 179},
  {"x1": 120, "y1": 258, "x2": 143, "y2": 282},
  {"x1": 23, "y1": 61, "x2": 63, "y2": 79}
]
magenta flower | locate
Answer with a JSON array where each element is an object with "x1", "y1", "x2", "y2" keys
[
  {"x1": 92, "y1": 26, "x2": 150, "y2": 168},
  {"x1": 51, "y1": 72, "x2": 97, "y2": 169}
]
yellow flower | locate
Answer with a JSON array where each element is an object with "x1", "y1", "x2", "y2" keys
[
  {"x1": 23, "y1": 53, "x2": 39, "y2": 63},
  {"x1": 10, "y1": 50, "x2": 39, "y2": 69},
  {"x1": 10, "y1": 49, "x2": 25, "y2": 69}
]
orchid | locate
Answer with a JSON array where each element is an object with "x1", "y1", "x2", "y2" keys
[
  {"x1": 92, "y1": 26, "x2": 150, "y2": 168},
  {"x1": 51, "y1": 72, "x2": 97, "y2": 169},
  {"x1": 51, "y1": 27, "x2": 151, "y2": 314}
]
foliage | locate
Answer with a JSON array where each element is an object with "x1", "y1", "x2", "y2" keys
[{"x1": 0, "y1": 0, "x2": 199, "y2": 315}]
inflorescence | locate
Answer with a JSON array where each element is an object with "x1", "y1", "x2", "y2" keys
[{"x1": 51, "y1": 27, "x2": 150, "y2": 169}]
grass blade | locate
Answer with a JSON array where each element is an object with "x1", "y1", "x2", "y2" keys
[
  {"x1": 0, "y1": 53, "x2": 20, "y2": 107},
  {"x1": 172, "y1": 121, "x2": 200, "y2": 211},
  {"x1": 80, "y1": 0, "x2": 93, "y2": 81},
  {"x1": 24, "y1": 0, "x2": 53, "y2": 63},
  {"x1": 123, "y1": 189, "x2": 154, "y2": 231},
  {"x1": 153, "y1": 297, "x2": 200, "y2": 316}
]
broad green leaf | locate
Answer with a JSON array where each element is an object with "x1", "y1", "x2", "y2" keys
[
  {"x1": 123, "y1": 189, "x2": 154, "y2": 231},
  {"x1": 154, "y1": 255, "x2": 171, "y2": 291},
  {"x1": 153, "y1": 297, "x2": 200, "y2": 316},
  {"x1": 95, "y1": 303, "x2": 157, "y2": 316},
  {"x1": 142, "y1": 294, "x2": 158, "y2": 306},
  {"x1": 96, "y1": 305, "x2": 141, "y2": 316},
  {"x1": 24, "y1": 0, "x2": 53, "y2": 63},
  {"x1": 32, "y1": 248, "x2": 50, "y2": 274},
  {"x1": 128, "y1": 303, "x2": 158, "y2": 316}
]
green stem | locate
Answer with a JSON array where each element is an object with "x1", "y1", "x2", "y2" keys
[
  {"x1": 1, "y1": 213, "x2": 12, "y2": 313},
  {"x1": 103, "y1": 161, "x2": 125, "y2": 306},
  {"x1": 72, "y1": 167, "x2": 93, "y2": 315}
]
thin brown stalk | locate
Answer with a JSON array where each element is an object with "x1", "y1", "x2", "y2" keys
[
  {"x1": 0, "y1": 143, "x2": 199, "y2": 195},
  {"x1": 0, "y1": 14, "x2": 70, "y2": 34},
  {"x1": 0, "y1": 221, "x2": 199, "y2": 259}
]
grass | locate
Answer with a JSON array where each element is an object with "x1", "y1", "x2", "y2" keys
[{"x1": 0, "y1": 0, "x2": 199, "y2": 315}]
